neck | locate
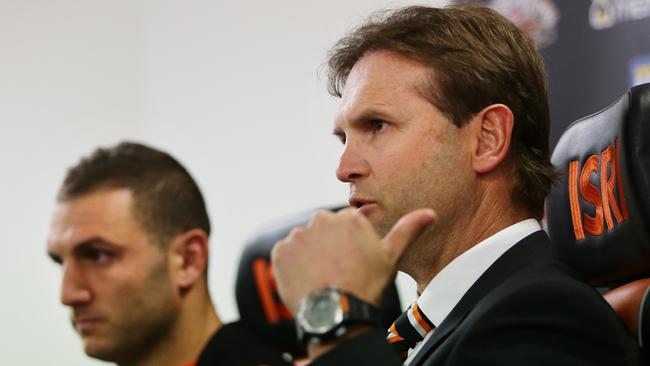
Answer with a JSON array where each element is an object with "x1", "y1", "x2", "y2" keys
[
  {"x1": 121, "y1": 284, "x2": 222, "y2": 366},
  {"x1": 409, "y1": 185, "x2": 530, "y2": 294}
]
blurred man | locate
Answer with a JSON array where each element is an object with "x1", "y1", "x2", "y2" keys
[
  {"x1": 47, "y1": 142, "x2": 289, "y2": 366},
  {"x1": 272, "y1": 5, "x2": 641, "y2": 365}
]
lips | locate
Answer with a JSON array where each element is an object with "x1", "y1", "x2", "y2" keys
[
  {"x1": 349, "y1": 197, "x2": 379, "y2": 218},
  {"x1": 349, "y1": 197, "x2": 376, "y2": 209},
  {"x1": 72, "y1": 316, "x2": 104, "y2": 334}
]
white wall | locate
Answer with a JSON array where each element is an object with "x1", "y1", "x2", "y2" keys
[{"x1": 0, "y1": 1, "x2": 446, "y2": 364}]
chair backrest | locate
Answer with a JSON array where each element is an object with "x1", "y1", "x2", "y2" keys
[
  {"x1": 235, "y1": 206, "x2": 403, "y2": 358},
  {"x1": 545, "y1": 83, "x2": 650, "y2": 351}
]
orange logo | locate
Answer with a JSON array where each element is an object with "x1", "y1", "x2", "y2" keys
[
  {"x1": 252, "y1": 258, "x2": 293, "y2": 324},
  {"x1": 567, "y1": 138, "x2": 629, "y2": 240}
]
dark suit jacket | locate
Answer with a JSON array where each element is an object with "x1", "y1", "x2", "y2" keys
[
  {"x1": 196, "y1": 321, "x2": 292, "y2": 366},
  {"x1": 311, "y1": 231, "x2": 642, "y2": 365}
]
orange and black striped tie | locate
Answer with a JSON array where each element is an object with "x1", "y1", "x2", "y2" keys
[{"x1": 386, "y1": 303, "x2": 435, "y2": 360}]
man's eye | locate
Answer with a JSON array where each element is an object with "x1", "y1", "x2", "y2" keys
[
  {"x1": 369, "y1": 119, "x2": 387, "y2": 132},
  {"x1": 93, "y1": 251, "x2": 111, "y2": 264},
  {"x1": 83, "y1": 249, "x2": 111, "y2": 264}
]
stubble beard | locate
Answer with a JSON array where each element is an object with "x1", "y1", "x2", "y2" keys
[
  {"x1": 375, "y1": 186, "x2": 461, "y2": 284},
  {"x1": 83, "y1": 260, "x2": 180, "y2": 365},
  {"x1": 372, "y1": 200, "x2": 439, "y2": 276}
]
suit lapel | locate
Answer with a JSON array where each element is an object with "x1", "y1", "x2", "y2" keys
[{"x1": 408, "y1": 231, "x2": 553, "y2": 365}]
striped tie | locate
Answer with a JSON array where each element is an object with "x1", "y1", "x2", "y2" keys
[{"x1": 386, "y1": 303, "x2": 435, "y2": 360}]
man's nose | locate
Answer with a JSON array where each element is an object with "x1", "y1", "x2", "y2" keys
[
  {"x1": 60, "y1": 262, "x2": 92, "y2": 307},
  {"x1": 336, "y1": 141, "x2": 370, "y2": 183}
]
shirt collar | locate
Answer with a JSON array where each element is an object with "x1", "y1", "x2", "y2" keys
[{"x1": 415, "y1": 218, "x2": 542, "y2": 327}]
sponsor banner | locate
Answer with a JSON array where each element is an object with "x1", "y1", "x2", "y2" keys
[
  {"x1": 490, "y1": 0, "x2": 560, "y2": 48},
  {"x1": 589, "y1": 0, "x2": 650, "y2": 30},
  {"x1": 629, "y1": 53, "x2": 650, "y2": 87}
]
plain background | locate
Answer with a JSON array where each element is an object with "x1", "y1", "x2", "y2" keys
[{"x1": 0, "y1": 0, "x2": 448, "y2": 364}]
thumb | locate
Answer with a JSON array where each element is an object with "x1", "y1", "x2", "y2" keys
[{"x1": 382, "y1": 208, "x2": 437, "y2": 266}]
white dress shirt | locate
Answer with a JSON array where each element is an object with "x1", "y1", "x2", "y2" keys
[{"x1": 404, "y1": 218, "x2": 542, "y2": 365}]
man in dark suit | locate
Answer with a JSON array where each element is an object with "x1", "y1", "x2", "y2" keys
[
  {"x1": 47, "y1": 142, "x2": 289, "y2": 366},
  {"x1": 271, "y1": 5, "x2": 640, "y2": 365}
]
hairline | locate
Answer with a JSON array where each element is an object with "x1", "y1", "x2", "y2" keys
[{"x1": 57, "y1": 183, "x2": 170, "y2": 250}]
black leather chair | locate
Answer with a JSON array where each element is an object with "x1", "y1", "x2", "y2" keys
[
  {"x1": 235, "y1": 206, "x2": 403, "y2": 359},
  {"x1": 546, "y1": 83, "x2": 650, "y2": 356}
]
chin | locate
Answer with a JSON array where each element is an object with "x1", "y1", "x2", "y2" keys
[
  {"x1": 374, "y1": 213, "x2": 401, "y2": 236},
  {"x1": 375, "y1": 221, "x2": 394, "y2": 238},
  {"x1": 83, "y1": 338, "x2": 120, "y2": 362},
  {"x1": 365, "y1": 214, "x2": 386, "y2": 233}
]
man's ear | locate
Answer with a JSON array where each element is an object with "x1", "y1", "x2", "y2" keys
[
  {"x1": 471, "y1": 104, "x2": 514, "y2": 174},
  {"x1": 168, "y1": 228, "x2": 209, "y2": 292}
]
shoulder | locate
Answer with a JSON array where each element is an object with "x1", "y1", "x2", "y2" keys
[
  {"x1": 486, "y1": 262, "x2": 608, "y2": 313},
  {"x1": 474, "y1": 230, "x2": 613, "y2": 321},
  {"x1": 468, "y1": 261, "x2": 624, "y2": 333},
  {"x1": 445, "y1": 265, "x2": 640, "y2": 365},
  {"x1": 196, "y1": 321, "x2": 292, "y2": 366}
]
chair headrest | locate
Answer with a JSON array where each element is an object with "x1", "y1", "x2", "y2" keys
[
  {"x1": 603, "y1": 278, "x2": 650, "y2": 341},
  {"x1": 546, "y1": 83, "x2": 650, "y2": 285},
  {"x1": 235, "y1": 206, "x2": 403, "y2": 357}
]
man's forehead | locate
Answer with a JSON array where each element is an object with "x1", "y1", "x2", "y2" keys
[
  {"x1": 54, "y1": 189, "x2": 134, "y2": 223},
  {"x1": 334, "y1": 50, "x2": 432, "y2": 125},
  {"x1": 47, "y1": 189, "x2": 137, "y2": 251},
  {"x1": 349, "y1": 50, "x2": 430, "y2": 86}
]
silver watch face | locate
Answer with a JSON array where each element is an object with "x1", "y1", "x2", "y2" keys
[{"x1": 298, "y1": 288, "x2": 344, "y2": 334}]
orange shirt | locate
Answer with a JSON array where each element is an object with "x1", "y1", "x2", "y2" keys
[{"x1": 180, "y1": 359, "x2": 196, "y2": 366}]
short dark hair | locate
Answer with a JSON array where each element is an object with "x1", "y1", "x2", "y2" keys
[
  {"x1": 58, "y1": 142, "x2": 211, "y2": 245},
  {"x1": 326, "y1": 5, "x2": 558, "y2": 218}
]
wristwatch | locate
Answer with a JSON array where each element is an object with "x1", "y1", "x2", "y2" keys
[{"x1": 295, "y1": 287, "x2": 379, "y2": 345}]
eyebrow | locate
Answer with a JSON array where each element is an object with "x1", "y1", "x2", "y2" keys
[
  {"x1": 338, "y1": 106, "x2": 394, "y2": 127},
  {"x1": 47, "y1": 237, "x2": 121, "y2": 264},
  {"x1": 355, "y1": 107, "x2": 393, "y2": 122}
]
